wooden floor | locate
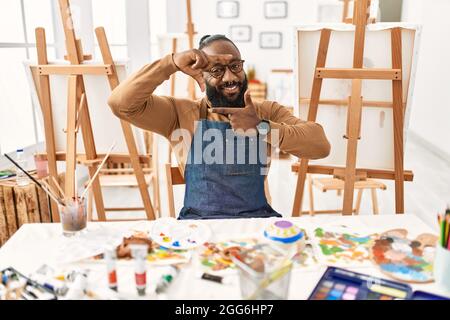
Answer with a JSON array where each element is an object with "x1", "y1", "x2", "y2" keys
[{"x1": 95, "y1": 133, "x2": 449, "y2": 231}]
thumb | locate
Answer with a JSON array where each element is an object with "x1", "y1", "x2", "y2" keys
[{"x1": 244, "y1": 90, "x2": 254, "y2": 108}]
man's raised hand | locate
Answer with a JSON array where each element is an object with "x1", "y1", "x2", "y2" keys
[
  {"x1": 173, "y1": 49, "x2": 233, "y2": 92},
  {"x1": 212, "y1": 90, "x2": 262, "y2": 135}
]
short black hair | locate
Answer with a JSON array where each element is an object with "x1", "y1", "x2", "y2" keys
[{"x1": 198, "y1": 34, "x2": 239, "y2": 52}]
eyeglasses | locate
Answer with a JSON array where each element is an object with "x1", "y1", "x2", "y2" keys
[{"x1": 207, "y1": 60, "x2": 245, "y2": 79}]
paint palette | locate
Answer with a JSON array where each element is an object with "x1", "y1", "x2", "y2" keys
[
  {"x1": 145, "y1": 246, "x2": 192, "y2": 265},
  {"x1": 313, "y1": 227, "x2": 378, "y2": 265},
  {"x1": 309, "y1": 267, "x2": 413, "y2": 300},
  {"x1": 370, "y1": 229, "x2": 438, "y2": 283},
  {"x1": 150, "y1": 218, "x2": 212, "y2": 250},
  {"x1": 200, "y1": 238, "x2": 259, "y2": 272}
]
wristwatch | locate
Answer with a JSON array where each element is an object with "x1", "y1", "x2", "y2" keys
[{"x1": 256, "y1": 120, "x2": 271, "y2": 135}]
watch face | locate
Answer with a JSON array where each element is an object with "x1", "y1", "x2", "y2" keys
[{"x1": 258, "y1": 121, "x2": 270, "y2": 134}]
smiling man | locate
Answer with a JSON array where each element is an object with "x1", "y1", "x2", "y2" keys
[{"x1": 108, "y1": 34, "x2": 330, "y2": 220}]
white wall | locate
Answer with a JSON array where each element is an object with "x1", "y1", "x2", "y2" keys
[
  {"x1": 402, "y1": 0, "x2": 450, "y2": 159},
  {"x1": 166, "y1": 0, "x2": 319, "y2": 81}
]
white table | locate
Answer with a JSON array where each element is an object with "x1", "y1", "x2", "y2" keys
[{"x1": 0, "y1": 214, "x2": 449, "y2": 300}]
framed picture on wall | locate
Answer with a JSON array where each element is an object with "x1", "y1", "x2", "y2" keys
[
  {"x1": 264, "y1": 1, "x2": 288, "y2": 19},
  {"x1": 229, "y1": 25, "x2": 252, "y2": 42},
  {"x1": 259, "y1": 32, "x2": 282, "y2": 49},
  {"x1": 217, "y1": 1, "x2": 239, "y2": 18}
]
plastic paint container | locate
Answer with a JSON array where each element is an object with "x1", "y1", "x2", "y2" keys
[{"x1": 263, "y1": 220, "x2": 305, "y2": 253}]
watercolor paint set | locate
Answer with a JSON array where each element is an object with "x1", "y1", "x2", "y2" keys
[{"x1": 309, "y1": 267, "x2": 449, "y2": 300}]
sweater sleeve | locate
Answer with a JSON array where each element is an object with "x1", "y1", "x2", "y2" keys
[{"x1": 264, "y1": 101, "x2": 331, "y2": 159}]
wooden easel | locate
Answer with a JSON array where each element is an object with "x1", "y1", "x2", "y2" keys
[
  {"x1": 292, "y1": 0, "x2": 413, "y2": 216},
  {"x1": 186, "y1": 0, "x2": 197, "y2": 100},
  {"x1": 167, "y1": 0, "x2": 197, "y2": 102},
  {"x1": 342, "y1": 0, "x2": 351, "y2": 22},
  {"x1": 167, "y1": 37, "x2": 179, "y2": 165},
  {"x1": 341, "y1": 0, "x2": 376, "y2": 24},
  {"x1": 35, "y1": 0, "x2": 156, "y2": 221},
  {"x1": 165, "y1": 0, "x2": 197, "y2": 163}
]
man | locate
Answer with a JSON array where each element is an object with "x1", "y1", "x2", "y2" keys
[{"x1": 108, "y1": 34, "x2": 330, "y2": 220}]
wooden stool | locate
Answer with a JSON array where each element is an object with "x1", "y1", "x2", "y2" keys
[
  {"x1": 0, "y1": 172, "x2": 63, "y2": 247},
  {"x1": 85, "y1": 169, "x2": 158, "y2": 222},
  {"x1": 303, "y1": 174, "x2": 386, "y2": 216}
]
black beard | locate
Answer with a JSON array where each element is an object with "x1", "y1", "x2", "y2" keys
[{"x1": 206, "y1": 76, "x2": 248, "y2": 108}]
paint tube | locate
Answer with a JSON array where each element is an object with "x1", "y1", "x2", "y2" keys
[
  {"x1": 64, "y1": 271, "x2": 88, "y2": 300},
  {"x1": 155, "y1": 266, "x2": 179, "y2": 294},
  {"x1": 104, "y1": 246, "x2": 118, "y2": 291},
  {"x1": 130, "y1": 244, "x2": 148, "y2": 296},
  {"x1": 55, "y1": 270, "x2": 79, "y2": 282},
  {"x1": 195, "y1": 272, "x2": 233, "y2": 285},
  {"x1": 32, "y1": 274, "x2": 68, "y2": 296}
]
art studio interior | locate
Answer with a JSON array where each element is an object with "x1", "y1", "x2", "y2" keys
[{"x1": 0, "y1": 0, "x2": 449, "y2": 302}]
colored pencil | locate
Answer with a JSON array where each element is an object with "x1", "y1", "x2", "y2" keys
[
  {"x1": 439, "y1": 213, "x2": 445, "y2": 247},
  {"x1": 446, "y1": 215, "x2": 450, "y2": 250},
  {"x1": 442, "y1": 214, "x2": 449, "y2": 247}
]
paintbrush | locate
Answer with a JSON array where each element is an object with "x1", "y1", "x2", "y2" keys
[
  {"x1": 80, "y1": 142, "x2": 115, "y2": 200},
  {"x1": 41, "y1": 180, "x2": 64, "y2": 205},
  {"x1": 246, "y1": 259, "x2": 293, "y2": 300},
  {"x1": 51, "y1": 176, "x2": 66, "y2": 200},
  {"x1": 3, "y1": 154, "x2": 65, "y2": 206}
]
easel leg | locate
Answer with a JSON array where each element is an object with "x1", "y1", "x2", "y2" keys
[
  {"x1": 152, "y1": 133, "x2": 161, "y2": 217},
  {"x1": 64, "y1": 75, "x2": 79, "y2": 198},
  {"x1": 292, "y1": 28, "x2": 331, "y2": 217},
  {"x1": 121, "y1": 121, "x2": 156, "y2": 220},
  {"x1": 35, "y1": 28, "x2": 60, "y2": 222},
  {"x1": 95, "y1": 26, "x2": 156, "y2": 220},
  {"x1": 342, "y1": 79, "x2": 363, "y2": 215},
  {"x1": 307, "y1": 174, "x2": 315, "y2": 216},
  {"x1": 391, "y1": 27, "x2": 405, "y2": 214},
  {"x1": 87, "y1": 189, "x2": 93, "y2": 221},
  {"x1": 166, "y1": 164, "x2": 176, "y2": 218},
  {"x1": 371, "y1": 188, "x2": 379, "y2": 215},
  {"x1": 292, "y1": 160, "x2": 308, "y2": 216},
  {"x1": 355, "y1": 189, "x2": 363, "y2": 215},
  {"x1": 76, "y1": 82, "x2": 107, "y2": 221}
]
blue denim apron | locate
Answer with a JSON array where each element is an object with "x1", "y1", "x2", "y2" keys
[{"x1": 178, "y1": 106, "x2": 281, "y2": 220}]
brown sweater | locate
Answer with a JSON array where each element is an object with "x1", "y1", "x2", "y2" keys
[{"x1": 108, "y1": 54, "x2": 330, "y2": 176}]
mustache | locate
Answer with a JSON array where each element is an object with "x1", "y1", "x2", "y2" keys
[{"x1": 219, "y1": 81, "x2": 242, "y2": 90}]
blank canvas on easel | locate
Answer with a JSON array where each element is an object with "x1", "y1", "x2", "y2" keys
[{"x1": 295, "y1": 23, "x2": 421, "y2": 171}]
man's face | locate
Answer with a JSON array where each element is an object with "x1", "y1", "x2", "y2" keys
[{"x1": 202, "y1": 40, "x2": 247, "y2": 107}]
